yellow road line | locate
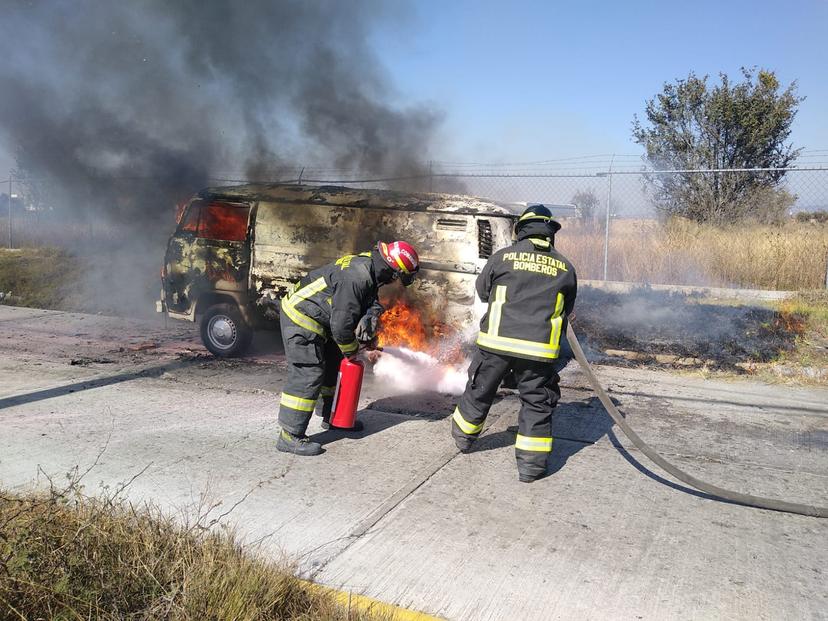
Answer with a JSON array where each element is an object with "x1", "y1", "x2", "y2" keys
[{"x1": 302, "y1": 580, "x2": 443, "y2": 620}]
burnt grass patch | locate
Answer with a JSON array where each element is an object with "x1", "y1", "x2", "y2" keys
[{"x1": 576, "y1": 287, "x2": 805, "y2": 372}]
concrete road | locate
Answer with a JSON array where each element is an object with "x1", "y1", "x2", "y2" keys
[{"x1": 1, "y1": 305, "x2": 826, "y2": 620}]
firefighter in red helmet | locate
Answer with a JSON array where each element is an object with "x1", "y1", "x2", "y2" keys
[
  {"x1": 451, "y1": 205, "x2": 577, "y2": 482},
  {"x1": 277, "y1": 241, "x2": 420, "y2": 455}
]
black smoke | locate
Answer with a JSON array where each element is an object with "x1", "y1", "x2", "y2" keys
[
  {"x1": 0, "y1": 1, "x2": 444, "y2": 317},
  {"x1": 0, "y1": 0, "x2": 439, "y2": 223}
]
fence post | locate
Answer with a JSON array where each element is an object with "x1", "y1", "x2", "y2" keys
[
  {"x1": 7, "y1": 176, "x2": 11, "y2": 250},
  {"x1": 429, "y1": 160, "x2": 433, "y2": 193},
  {"x1": 602, "y1": 154, "x2": 615, "y2": 280}
]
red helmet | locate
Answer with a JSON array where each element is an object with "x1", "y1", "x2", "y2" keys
[{"x1": 378, "y1": 240, "x2": 419, "y2": 285}]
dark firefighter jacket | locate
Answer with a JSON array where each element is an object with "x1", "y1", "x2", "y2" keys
[
  {"x1": 475, "y1": 225, "x2": 577, "y2": 362},
  {"x1": 281, "y1": 252, "x2": 383, "y2": 355}
]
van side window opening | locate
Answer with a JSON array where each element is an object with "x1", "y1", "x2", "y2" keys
[{"x1": 197, "y1": 202, "x2": 250, "y2": 242}]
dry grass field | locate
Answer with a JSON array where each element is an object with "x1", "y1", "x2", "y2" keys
[
  {"x1": 557, "y1": 218, "x2": 828, "y2": 291},
  {"x1": 0, "y1": 479, "x2": 394, "y2": 621}
]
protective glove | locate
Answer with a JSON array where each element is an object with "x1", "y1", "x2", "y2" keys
[
  {"x1": 364, "y1": 348, "x2": 383, "y2": 364},
  {"x1": 355, "y1": 313, "x2": 379, "y2": 343}
]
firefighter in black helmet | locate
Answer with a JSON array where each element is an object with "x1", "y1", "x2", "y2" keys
[{"x1": 451, "y1": 204, "x2": 577, "y2": 482}]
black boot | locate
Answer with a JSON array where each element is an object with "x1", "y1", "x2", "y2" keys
[
  {"x1": 518, "y1": 471, "x2": 548, "y2": 483},
  {"x1": 454, "y1": 435, "x2": 476, "y2": 453},
  {"x1": 321, "y1": 416, "x2": 364, "y2": 432},
  {"x1": 277, "y1": 429, "x2": 323, "y2": 456}
]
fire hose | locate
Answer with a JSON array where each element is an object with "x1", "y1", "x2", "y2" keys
[{"x1": 566, "y1": 324, "x2": 828, "y2": 518}]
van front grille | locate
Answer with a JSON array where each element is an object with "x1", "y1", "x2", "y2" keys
[{"x1": 477, "y1": 219, "x2": 493, "y2": 258}]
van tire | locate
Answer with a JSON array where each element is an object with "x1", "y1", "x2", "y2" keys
[{"x1": 200, "y1": 303, "x2": 253, "y2": 357}]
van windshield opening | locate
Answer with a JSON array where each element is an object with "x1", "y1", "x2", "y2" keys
[
  {"x1": 178, "y1": 203, "x2": 200, "y2": 233},
  {"x1": 198, "y1": 202, "x2": 250, "y2": 241},
  {"x1": 179, "y1": 200, "x2": 250, "y2": 241}
]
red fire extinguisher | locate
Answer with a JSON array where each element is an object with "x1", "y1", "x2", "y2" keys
[{"x1": 330, "y1": 357, "x2": 364, "y2": 429}]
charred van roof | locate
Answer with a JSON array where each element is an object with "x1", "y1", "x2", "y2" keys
[{"x1": 198, "y1": 183, "x2": 518, "y2": 219}]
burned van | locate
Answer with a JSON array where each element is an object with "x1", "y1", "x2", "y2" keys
[{"x1": 158, "y1": 183, "x2": 518, "y2": 356}]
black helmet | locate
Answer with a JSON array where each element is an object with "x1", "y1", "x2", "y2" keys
[{"x1": 515, "y1": 204, "x2": 561, "y2": 234}]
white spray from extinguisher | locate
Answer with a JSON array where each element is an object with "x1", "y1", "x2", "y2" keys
[
  {"x1": 371, "y1": 299, "x2": 486, "y2": 395},
  {"x1": 372, "y1": 346, "x2": 468, "y2": 395}
]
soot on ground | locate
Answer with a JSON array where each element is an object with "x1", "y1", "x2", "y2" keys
[{"x1": 575, "y1": 287, "x2": 801, "y2": 371}]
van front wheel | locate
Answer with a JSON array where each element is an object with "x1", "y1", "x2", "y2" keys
[{"x1": 200, "y1": 303, "x2": 253, "y2": 357}]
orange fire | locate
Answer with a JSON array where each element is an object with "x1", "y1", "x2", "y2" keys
[
  {"x1": 377, "y1": 300, "x2": 465, "y2": 363},
  {"x1": 377, "y1": 301, "x2": 429, "y2": 351}
]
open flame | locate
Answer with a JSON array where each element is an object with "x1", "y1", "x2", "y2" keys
[
  {"x1": 377, "y1": 300, "x2": 429, "y2": 351},
  {"x1": 377, "y1": 299, "x2": 466, "y2": 363}
]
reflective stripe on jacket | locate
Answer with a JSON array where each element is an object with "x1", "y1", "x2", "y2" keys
[
  {"x1": 282, "y1": 252, "x2": 380, "y2": 355},
  {"x1": 475, "y1": 237, "x2": 577, "y2": 363}
]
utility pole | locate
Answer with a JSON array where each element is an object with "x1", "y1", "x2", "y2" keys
[{"x1": 602, "y1": 154, "x2": 615, "y2": 281}]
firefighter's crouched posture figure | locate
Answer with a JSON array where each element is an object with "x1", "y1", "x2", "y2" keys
[
  {"x1": 452, "y1": 205, "x2": 577, "y2": 482},
  {"x1": 278, "y1": 241, "x2": 420, "y2": 456}
]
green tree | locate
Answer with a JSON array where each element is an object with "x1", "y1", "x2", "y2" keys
[
  {"x1": 632, "y1": 68, "x2": 802, "y2": 223},
  {"x1": 571, "y1": 189, "x2": 600, "y2": 226}
]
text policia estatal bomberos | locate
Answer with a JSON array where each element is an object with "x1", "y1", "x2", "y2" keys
[{"x1": 502, "y1": 251, "x2": 569, "y2": 277}]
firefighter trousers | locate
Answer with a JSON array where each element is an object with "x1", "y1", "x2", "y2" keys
[
  {"x1": 278, "y1": 311, "x2": 342, "y2": 436},
  {"x1": 452, "y1": 347, "x2": 560, "y2": 479}
]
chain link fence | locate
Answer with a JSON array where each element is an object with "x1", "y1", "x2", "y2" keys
[{"x1": 3, "y1": 162, "x2": 828, "y2": 289}]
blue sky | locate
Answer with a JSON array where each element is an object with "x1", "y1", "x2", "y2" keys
[{"x1": 371, "y1": 0, "x2": 828, "y2": 164}]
